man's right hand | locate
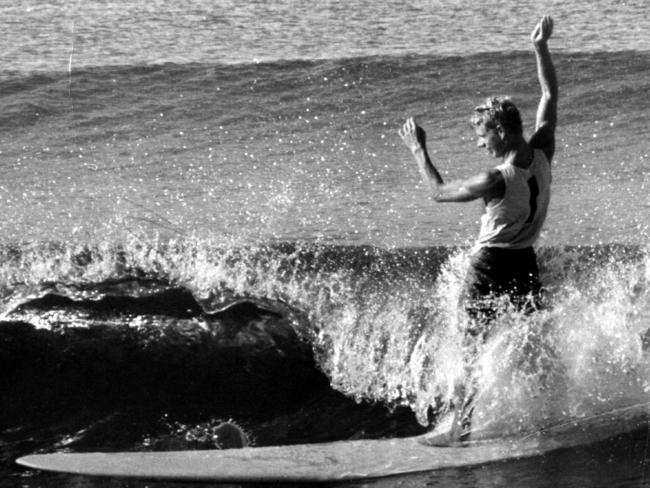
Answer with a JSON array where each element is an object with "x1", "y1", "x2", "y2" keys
[
  {"x1": 531, "y1": 15, "x2": 553, "y2": 46},
  {"x1": 399, "y1": 117, "x2": 427, "y2": 153}
]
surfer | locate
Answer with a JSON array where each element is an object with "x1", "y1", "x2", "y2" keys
[{"x1": 399, "y1": 15, "x2": 557, "y2": 441}]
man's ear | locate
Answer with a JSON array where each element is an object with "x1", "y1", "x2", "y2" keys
[{"x1": 496, "y1": 124, "x2": 506, "y2": 140}]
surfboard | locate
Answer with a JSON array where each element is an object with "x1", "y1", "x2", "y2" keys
[{"x1": 16, "y1": 403, "x2": 650, "y2": 483}]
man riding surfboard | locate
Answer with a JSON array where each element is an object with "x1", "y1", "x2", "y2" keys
[{"x1": 399, "y1": 15, "x2": 558, "y2": 442}]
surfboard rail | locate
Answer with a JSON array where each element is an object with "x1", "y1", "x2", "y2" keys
[{"x1": 16, "y1": 403, "x2": 650, "y2": 482}]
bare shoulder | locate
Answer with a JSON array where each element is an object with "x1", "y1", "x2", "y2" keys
[
  {"x1": 466, "y1": 168, "x2": 504, "y2": 200},
  {"x1": 464, "y1": 168, "x2": 502, "y2": 186}
]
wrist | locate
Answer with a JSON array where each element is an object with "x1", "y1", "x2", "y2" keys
[
  {"x1": 411, "y1": 144, "x2": 425, "y2": 155},
  {"x1": 533, "y1": 39, "x2": 548, "y2": 50}
]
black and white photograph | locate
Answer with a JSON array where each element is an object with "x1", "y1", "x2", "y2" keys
[{"x1": 2, "y1": 1, "x2": 649, "y2": 486}]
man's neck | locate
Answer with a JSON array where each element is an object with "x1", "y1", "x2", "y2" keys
[{"x1": 503, "y1": 136, "x2": 533, "y2": 169}]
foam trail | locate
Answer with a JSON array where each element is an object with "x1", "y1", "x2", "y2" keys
[{"x1": 1, "y1": 238, "x2": 648, "y2": 432}]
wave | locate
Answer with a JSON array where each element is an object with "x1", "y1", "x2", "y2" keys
[
  {"x1": 2, "y1": 50, "x2": 648, "y2": 79},
  {"x1": 1, "y1": 238, "x2": 648, "y2": 433},
  {"x1": 1, "y1": 51, "x2": 648, "y2": 133},
  {"x1": 0, "y1": 300, "x2": 323, "y2": 424}
]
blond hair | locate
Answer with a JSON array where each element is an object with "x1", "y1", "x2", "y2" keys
[{"x1": 471, "y1": 96, "x2": 523, "y2": 135}]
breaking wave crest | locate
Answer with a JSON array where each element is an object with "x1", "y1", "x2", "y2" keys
[{"x1": 1, "y1": 238, "x2": 648, "y2": 432}]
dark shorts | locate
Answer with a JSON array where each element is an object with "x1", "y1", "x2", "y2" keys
[{"x1": 462, "y1": 246, "x2": 542, "y2": 337}]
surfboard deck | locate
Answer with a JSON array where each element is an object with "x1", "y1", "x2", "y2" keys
[{"x1": 16, "y1": 404, "x2": 650, "y2": 483}]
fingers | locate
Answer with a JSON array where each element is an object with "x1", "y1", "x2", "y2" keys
[
  {"x1": 539, "y1": 14, "x2": 553, "y2": 38},
  {"x1": 531, "y1": 15, "x2": 553, "y2": 43},
  {"x1": 399, "y1": 117, "x2": 416, "y2": 137},
  {"x1": 544, "y1": 16, "x2": 554, "y2": 37},
  {"x1": 408, "y1": 117, "x2": 417, "y2": 132},
  {"x1": 399, "y1": 119, "x2": 409, "y2": 137}
]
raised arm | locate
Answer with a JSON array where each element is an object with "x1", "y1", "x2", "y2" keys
[
  {"x1": 399, "y1": 118, "x2": 503, "y2": 203},
  {"x1": 529, "y1": 15, "x2": 558, "y2": 162}
]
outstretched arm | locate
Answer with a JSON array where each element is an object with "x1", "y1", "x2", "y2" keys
[
  {"x1": 529, "y1": 15, "x2": 558, "y2": 162},
  {"x1": 399, "y1": 118, "x2": 503, "y2": 203}
]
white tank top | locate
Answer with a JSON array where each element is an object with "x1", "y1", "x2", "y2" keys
[{"x1": 476, "y1": 148, "x2": 551, "y2": 249}]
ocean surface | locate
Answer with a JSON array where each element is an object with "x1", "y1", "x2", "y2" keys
[{"x1": 1, "y1": 1, "x2": 649, "y2": 487}]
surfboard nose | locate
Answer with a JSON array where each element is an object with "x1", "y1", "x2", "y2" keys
[{"x1": 16, "y1": 454, "x2": 66, "y2": 472}]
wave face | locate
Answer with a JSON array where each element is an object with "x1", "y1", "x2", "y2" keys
[
  {"x1": 2, "y1": 239, "x2": 648, "y2": 435},
  {"x1": 2, "y1": 51, "x2": 649, "y2": 247}
]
